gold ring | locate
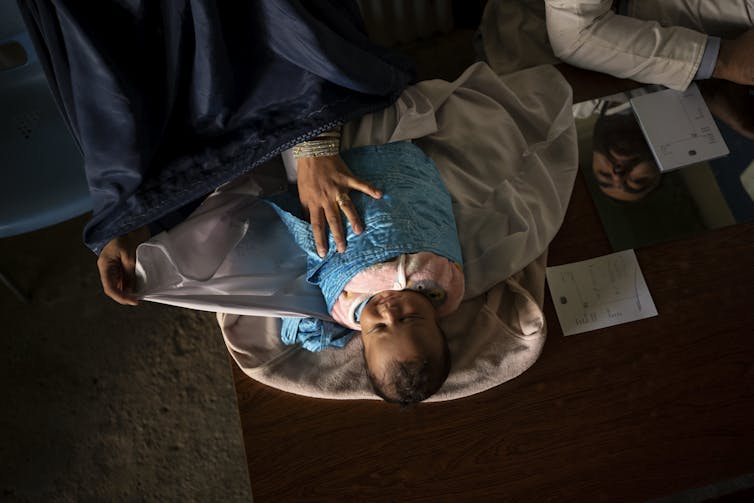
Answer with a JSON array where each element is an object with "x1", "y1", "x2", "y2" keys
[{"x1": 335, "y1": 193, "x2": 349, "y2": 206}]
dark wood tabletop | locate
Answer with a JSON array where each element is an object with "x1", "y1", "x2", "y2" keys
[
  {"x1": 231, "y1": 70, "x2": 754, "y2": 502},
  {"x1": 232, "y1": 174, "x2": 754, "y2": 502}
]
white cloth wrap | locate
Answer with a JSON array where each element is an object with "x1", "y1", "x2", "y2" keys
[{"x1": 137, "y1": 63, "x2": 578, "y2": 400}]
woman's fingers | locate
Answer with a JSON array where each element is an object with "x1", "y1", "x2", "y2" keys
[
  {"x1": 297, "y1": 155, "x2": 384, "y2": 256},
  {"x1": 310, "y1": 208, "x2": 329, "y2": 258},
  {"x1": 310, "y1": 203, "x2": 347, "y2": 257},
  {"x1": 347, "y1": 176, "x2": 382, "y2": 200},
  {"x1": 97, "y1": 257, "x2": 138, "y2": 305},
  {"x1": 96, "y1": 226, "x2": 149, "y2": 305},
  {"x1": 119, "y1": 249, "x2": 139, "y2": 296},
  {"x1": 325, "y1": 203, "x2": 347, "y2": 253},
  {"x1": 339, "y1": 171, "x2": 381, "y2": 235},
  {"x1": 336, "y1": 192, "x2": 364, "y2": 235},
  {"x1": 309, "y1": 193, "x2": 363, "y2": 256}
]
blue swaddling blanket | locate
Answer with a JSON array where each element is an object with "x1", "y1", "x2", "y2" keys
[{"x1": 268, "y1": 141, "x2": 463, "y2": 351}]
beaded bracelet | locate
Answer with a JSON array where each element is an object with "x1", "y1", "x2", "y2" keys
[
  {"x1": 292, "y1": 126, "x2": 342, "y2": 158},
  {"x1": 292, "y1": 138, "x2": 340, "y2": 159}
]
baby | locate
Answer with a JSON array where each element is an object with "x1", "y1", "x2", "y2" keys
[
  {"x1": 270, "y1": 141, "x2": 465, "y2": 405},
  {"x1": 332, "y1": 252, "x2": 464, "y2": 404}
]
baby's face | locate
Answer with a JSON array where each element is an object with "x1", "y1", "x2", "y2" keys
[{"x1": 360, "y1": 290, "x2": 443, "y2": 376}]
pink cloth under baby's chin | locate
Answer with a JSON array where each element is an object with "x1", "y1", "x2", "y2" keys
[{"x1": 330, "y1": 252, "x2": 465, "y2": 331}]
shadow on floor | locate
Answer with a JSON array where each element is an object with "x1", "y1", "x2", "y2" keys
[{"x1": 0, "y1": 215, "x2": 252, "y2": 501}]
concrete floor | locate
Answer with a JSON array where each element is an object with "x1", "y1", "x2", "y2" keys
[{"x1": 0, "y1": 215, "x2": 253, "y2": 502}]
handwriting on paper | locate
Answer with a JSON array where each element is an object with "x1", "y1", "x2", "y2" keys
[{"x1": 546, "y1": 249, "x2": 657, "y2": 336}]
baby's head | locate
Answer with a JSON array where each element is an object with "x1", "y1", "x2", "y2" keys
[{"x1": 359, "y1": 290, "x2": 451, "y2": 406}]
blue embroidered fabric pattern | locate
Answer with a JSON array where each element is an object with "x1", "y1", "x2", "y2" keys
[{"x1": 269, "y1": 141, "x2": 463, "y2": 352}]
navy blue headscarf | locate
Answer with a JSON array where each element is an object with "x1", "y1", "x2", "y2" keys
[{"x1": 18, "y1": 0, "x2": 414, "y2": 253}]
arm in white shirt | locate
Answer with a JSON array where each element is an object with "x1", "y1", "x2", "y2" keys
[{"x1": 544, "y1": 0, "x2": 709, "y2": 90}]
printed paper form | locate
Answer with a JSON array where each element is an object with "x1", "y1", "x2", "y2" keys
[
  {"x1": 546, "y1": 250, "x2": 658, "y2": 336},
  {"x1": 630, "y1": 84, "x2": 729, "y2": 172}
]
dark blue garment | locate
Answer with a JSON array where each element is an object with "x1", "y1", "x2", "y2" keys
[{"x1": 17, "y1": 0, "x2": 414, "y2": 253}]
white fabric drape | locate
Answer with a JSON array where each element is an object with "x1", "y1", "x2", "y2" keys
[{"x1": 137, "y1": 63, "x2": 578, "y2": 400}]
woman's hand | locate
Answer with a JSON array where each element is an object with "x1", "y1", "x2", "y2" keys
[
  {"x1": 96, "y1": 226, "x2": 150, "y2": 305},
  {"x1": 296, "y1": 154, "x2": 382, "y2": 257}
]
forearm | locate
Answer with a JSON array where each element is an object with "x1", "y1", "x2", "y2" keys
[{"x1": 545, "y1": 0, "x2": 708, "y2": 90}]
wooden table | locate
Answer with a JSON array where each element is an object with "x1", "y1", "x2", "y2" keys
[
  {"x1": 232, "y1": 70, "x2": 754, "y2": 502},
  {"x1": 232, "y1": 172, "x2": 754, "y2": 502}
]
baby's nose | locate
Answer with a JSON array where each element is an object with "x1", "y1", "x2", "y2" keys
[{"x1": 379, "y1": 304, "x2": 399, "y2": 321}]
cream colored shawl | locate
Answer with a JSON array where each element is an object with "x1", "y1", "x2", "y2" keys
[{"x1": 219, "y1": 62, "x2": 577, "y2": 400}]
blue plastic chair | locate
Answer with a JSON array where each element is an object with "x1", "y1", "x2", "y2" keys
[{"x1": 1, "y1": 5, "x2": 91, "y2": 300}]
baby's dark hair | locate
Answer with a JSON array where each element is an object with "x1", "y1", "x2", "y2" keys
[{"x1": 365, "y1": 328, "x2": 451, "y2": 407}]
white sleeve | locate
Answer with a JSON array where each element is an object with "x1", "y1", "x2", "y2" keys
[{"x1": 545, "y1": 0, "x2": 708, "y2": 90}]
